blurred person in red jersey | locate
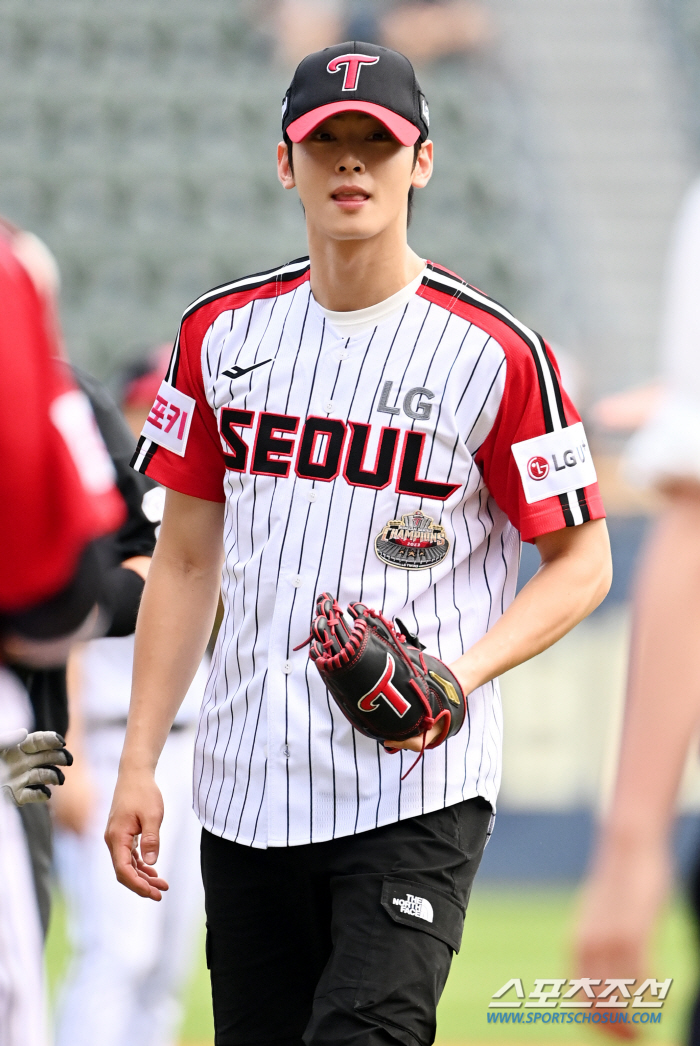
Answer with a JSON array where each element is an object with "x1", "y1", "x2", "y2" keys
[
  {"x1": 576, "y1": 178, "x2": 700, "y2": 1043},
  {"x1": 0, "y1": 218, "x2": 124, "y2": 1046},
  {"x1": 0, "y1": 219, "x2": 125, "y2": 658}
]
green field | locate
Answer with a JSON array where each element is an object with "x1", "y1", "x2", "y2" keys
[{"x1": 46, "y1": 884, "x2": 697, "y2": 1046}]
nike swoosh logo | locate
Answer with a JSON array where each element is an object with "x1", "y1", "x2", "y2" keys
[{"x1": 222, "y1": 359, "x2": 272, "y2": 380}]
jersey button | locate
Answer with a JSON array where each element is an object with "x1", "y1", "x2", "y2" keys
[
  {"x1": 307, "y1": 490, "x2": 317, "y2": 503},
  {"x1": 325, "y1": 400, "x2": 334, "y2": 413},
  {"x1": 291, "y1": 574, "x2": 303, "y2": 587},
  {"x1": 283, "y1": 660, "x2": 292, "y2": 674},
  {"x1": 337, "y1": 350, "x2": 349, "y2": 361}
]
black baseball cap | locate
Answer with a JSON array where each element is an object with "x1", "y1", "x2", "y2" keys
[{"x1": 282, "y1": 41, "x2": 430, "y2": 148}]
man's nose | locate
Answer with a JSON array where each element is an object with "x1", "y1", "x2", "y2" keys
[{"x1": 336, "y1": 154, "x2": 365, "y2": 174}]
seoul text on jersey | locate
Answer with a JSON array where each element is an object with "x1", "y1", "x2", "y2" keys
[{"x1": 218, "y1": 407, "x2": 460, "y2": 501}]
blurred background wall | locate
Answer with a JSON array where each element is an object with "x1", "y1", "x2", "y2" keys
[
  {"x1": 2, "y1": 0, "x2": 697, "y2": 391},
  {"x1": 3, "y1": 0, "x2": 700, "y2": 882}
]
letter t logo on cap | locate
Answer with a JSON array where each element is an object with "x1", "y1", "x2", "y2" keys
[{"x1": 327, "y1": 53, "x2": 380, "y2": 90}]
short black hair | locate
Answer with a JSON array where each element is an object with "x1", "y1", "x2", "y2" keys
[{"x1": 283, "y1": 136, "x2": 423, "y2": 227}]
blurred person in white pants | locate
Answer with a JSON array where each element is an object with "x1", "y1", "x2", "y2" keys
[
  {"x1": 0, "y1": 669, "x2": 51, "y2": 1046},
  {"x1": 576, "y1": 177, "x2": 700, "y2": 1042},
  {"x1": 52, "y1": 634, "x2": 209, "y2": 1046}
]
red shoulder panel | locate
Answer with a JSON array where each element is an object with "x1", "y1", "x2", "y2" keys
[{"x1": 419, "y1": 275, "x2": 605, "y2": 540}]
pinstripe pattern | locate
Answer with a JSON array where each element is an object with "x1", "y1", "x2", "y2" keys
[{"x1": 142, "y1": 260, "x2": 597, "y2": 848}]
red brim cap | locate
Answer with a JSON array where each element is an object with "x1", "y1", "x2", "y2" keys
[{"x1": 286, "y1": 101, "x2": 420, "y2": 147}]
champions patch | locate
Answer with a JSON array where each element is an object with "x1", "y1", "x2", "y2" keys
[
  {"x1": 511, "y1": 422, "x2": 597, "y2": 504},
  {"x1": 375, "y1": 510, "x2": 449, "y2": 570},
  {"x1": 141, "y1": 381, "x2": 195, "y2": 458}
]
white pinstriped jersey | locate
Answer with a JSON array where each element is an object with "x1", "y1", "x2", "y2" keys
[{"x1": 132, "y1": 258, "x2": 604, "y2": 847}]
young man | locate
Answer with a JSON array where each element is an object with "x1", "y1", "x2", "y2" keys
[{"x1": 106, "y1": 42, "x2": 612, "y2": 1046}]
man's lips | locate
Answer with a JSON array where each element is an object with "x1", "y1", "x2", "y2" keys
[{"x1": 331, "y1": 186, "x2": 370, "y2": 206}]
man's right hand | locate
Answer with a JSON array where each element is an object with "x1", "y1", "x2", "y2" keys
[
  {"x1": 574, "y1": 836, "x2": 670, "y2": 1039},
  {"x1": 105, "y1": 770, "x2": 169, "y2": 901},
  {"x1": 103, "y1": 489, "x2": 224, "y2": 901}
]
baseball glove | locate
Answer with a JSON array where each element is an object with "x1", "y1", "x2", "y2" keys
[
  {"x1": 299, "y1": 593, "x2": 466, "y2": 776},
  {"x1": 0, "y1": 729, "x2": 73, "y2": 805}
]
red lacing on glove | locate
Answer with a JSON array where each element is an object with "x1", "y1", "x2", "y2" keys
[
  {"x1": 383, "y1": 684, "x2": 451, "y2": 780},
  {"x1": 316, "y1": 619, "x2": 367, "y2": 671},
  {"x1": 294, "y1": 596, "x2": 358, "y2": 657},
  {"x1": 360, "y1": 607, "x2": 407, "y2": 644},
  {"x1": 293, "y1": 603, "x2": 353, "y2": 656},
  {"x1": 426, "y1": 708, "x2": 452, "y2": 749},
  {"x1": 295, "y1": 618, "x2": 368, "y2": 670},
  {"x1": 399, "y1": 728, "x2": 429, "y2": 780}
]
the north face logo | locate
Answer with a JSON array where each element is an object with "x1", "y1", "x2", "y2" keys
[
  {"x1": 327, "y1": 53, "x2": 380, "y2": 91},
  {"x1": 392, "y1": 893, "x2": 434, "y2": 923}
]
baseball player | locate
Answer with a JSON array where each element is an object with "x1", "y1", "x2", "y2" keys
[{"x1": 106, "y1": 42, "x2": 612, "y2": 1046}]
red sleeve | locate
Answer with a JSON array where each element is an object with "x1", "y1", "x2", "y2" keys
[
  {"x1": 0, "y1": 236, "x2": 125, "y2": 611},
  {"x1": 132, "y1": 305, "x2": 226, "y2": 502},
  {"x1": 474, "y1": 338, "x2": 605, "y2": 542}
]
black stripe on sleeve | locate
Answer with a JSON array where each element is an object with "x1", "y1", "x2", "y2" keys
[
  {"x1": 525, "y1": 335, "x2": 554, "y2": 433},
  {"x1": 558, "y1": 492, "x2": 575, "y2": 527},
  {"x1": 130, "y1": 436, "x2": 160, "y2": 474},
  {"x1": 142, "y1": 440, "x2": 159, "y2": 473},
  {"x1": 165, "y1": 330, "x2": 182, "y2": 386},
  {"x1": 576, "y1": 487, "x2": 592, "y2": 523},
  {"x1": 130, "y1": 435, "x2": 146, "y2": 471},
  {"x1": 538, "y1": 335, "x2": 568, "y2": 427}
]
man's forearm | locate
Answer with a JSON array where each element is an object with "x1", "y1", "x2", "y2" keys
[
  {"x1": 601, "y1": 496, "x2": 700, "y2": 843},
  {"x1": 119, "y1": 492, "x2": 224, "y2": 774},
  {"x1": 451, "y1": 518, "x2": 611, "y2": 694},
  {"x1": 574, "y1": 499, "x2": 700, "y2": 985}
]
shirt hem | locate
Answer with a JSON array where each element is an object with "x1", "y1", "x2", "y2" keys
[{"x1": 195, "y1": 788, "x2": 495, "y2": 848}]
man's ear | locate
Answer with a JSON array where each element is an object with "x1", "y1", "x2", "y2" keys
[
  {"x1": 411, "y1": 140, "x2": 433, "y2": 190},
  {"x1": 277, "y1": 142, "x2": 296, "y2": 190}
]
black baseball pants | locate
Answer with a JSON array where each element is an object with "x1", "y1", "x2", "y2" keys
[{"x1": 201, "y1": 797, "x2": 492, "y2": 1046}]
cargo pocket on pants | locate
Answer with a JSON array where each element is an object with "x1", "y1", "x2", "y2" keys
[{"x1": 354, "y1": 876, "x2": 466, "y2": 1046}]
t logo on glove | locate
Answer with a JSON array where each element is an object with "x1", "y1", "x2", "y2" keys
[{"x1": 358, "y1": 654, "x2": 410, "y2": 717}]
